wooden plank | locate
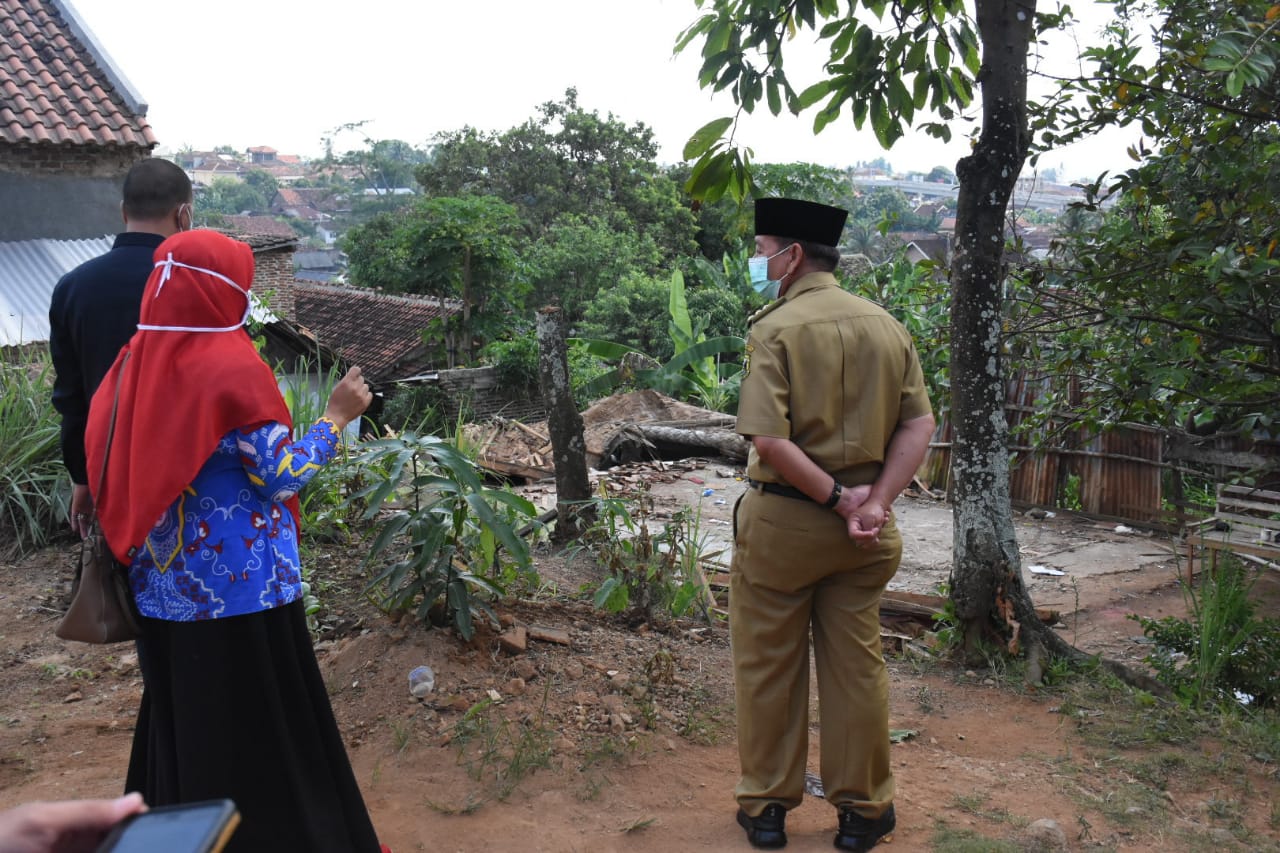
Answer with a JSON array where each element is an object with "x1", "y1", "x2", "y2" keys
[
  {"x1": 1218, "y1": 484, "x2": 1280, "y2": 502},
  {"x1": 1195, "y1": 539, "x2": 1280, "y2": 562},
  {"x1": 1208, "y1": 510, "x2": 1280, "y2": 533}
]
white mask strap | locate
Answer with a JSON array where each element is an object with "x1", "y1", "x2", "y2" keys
[{"x1": 138, "y1": 253, "x2": 252, "y2": 333}]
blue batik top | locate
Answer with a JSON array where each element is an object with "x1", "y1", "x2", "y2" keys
[{"x1": 128, "y1": 418, "x2": 341, "y2": 621}]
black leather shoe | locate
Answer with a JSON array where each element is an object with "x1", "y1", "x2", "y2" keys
[
  {"x1": 737, "y1": 803, "x2": 787, "y2": 849},
  {"x1": 833, "y1": 803, "x2": 895, "y2": 851}
]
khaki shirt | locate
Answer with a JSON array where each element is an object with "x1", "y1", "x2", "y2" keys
[{"x1": 736, "y1": 271, "x2": 932, "y2": 486}]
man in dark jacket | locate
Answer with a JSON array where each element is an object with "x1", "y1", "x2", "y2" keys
[{"x1": 49, "y1": 158, "x2": 193, "y2": 537}]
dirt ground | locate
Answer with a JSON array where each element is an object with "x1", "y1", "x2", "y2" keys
[{"x1": 2, "y1": 460, "x2": 1278, "y2": 852}]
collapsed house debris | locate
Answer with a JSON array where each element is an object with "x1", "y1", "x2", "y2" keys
[
  {"x1": 462, "y1": 389, "x2": 748, "y2": 483},
  {"x1": 460, "y1": 390, "x2": 1050, "y2": 644}
]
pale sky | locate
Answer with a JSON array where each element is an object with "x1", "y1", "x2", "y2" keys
[{"x1": 66, "y1": 0, "x2": 1138, "y2": 183}]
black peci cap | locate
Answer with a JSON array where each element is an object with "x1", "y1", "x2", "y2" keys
[{"x1": 753, "y1": 198, "x2": 849, "y2": 247}]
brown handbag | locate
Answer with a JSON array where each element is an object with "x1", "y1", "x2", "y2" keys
[{"x1": 56, "y1": 354, "x2": 141, "y2": 644}]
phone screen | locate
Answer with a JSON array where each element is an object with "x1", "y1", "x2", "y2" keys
[{"x1": 98, "y1": 800, "x2": 239, "y2": 853}]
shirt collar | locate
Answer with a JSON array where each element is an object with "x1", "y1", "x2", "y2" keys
[
  {"x1": 783, "y1": 271, "x2": 839, "y2": 301},
  {"x1": 113, "y1": 232, "x2": 167, "y2": 250}
]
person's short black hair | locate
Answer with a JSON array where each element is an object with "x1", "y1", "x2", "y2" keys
[
  {"x1": 121, "y1": 158, "x2": 192, "y2": 219},
  {"x1": 779, "y1": 239, "x2": 841, "y2": 272}
]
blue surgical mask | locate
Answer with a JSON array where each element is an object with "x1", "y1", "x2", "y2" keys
[{"x1": 749, "y1": 247, "x2": 790, "y2": 300}]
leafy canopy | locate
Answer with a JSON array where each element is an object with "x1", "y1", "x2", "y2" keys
[{"x1": 675, "y1": 0, "x2": 984, "y2": 202}]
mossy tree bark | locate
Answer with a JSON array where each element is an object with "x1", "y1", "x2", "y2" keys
[{"x1": 536, "y1": 306, "x2": 594, "y2": 544}]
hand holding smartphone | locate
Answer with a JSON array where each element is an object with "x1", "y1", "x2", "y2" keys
[{"x1": 95, "y1": 799, "x2": 239, "y2": 853}]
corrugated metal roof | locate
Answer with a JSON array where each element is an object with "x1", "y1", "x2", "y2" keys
[{"x1": 0, "y1": 234, "x2": 111, "y2": 345}]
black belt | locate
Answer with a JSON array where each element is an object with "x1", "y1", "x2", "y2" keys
[{"x1": 748, "y1": 478, "x2": 812, "y2": 502}]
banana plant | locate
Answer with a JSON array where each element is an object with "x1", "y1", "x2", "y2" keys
[{"x1": 572, "y1": 270, "x2": 744, "y2": 411}]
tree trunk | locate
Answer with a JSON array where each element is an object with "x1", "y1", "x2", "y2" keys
[
  {"x1": 949, "y1": 0, "x2": 1048, "y2": 663},
  {"x1": 947, "y1": 2, "x2": 1173, "y2": 695},
  {"x1": 461, "y1": 246, "x2": 473, "y2": 363},
  {"x1": 536, "y1": 306, "x2": 595, "y2": 544},
  {"x1": 631, "y1": 425, "x2": 749, "y2": 461}
]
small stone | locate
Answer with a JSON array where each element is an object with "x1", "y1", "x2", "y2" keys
[
  {"x1": 63, "y1": 690, "x2": 82, "y2": 703},
  {"x1": 1022, "y1": 818, "x2": 1067, "y2": 852},
  {"x1": 563, "y1": 661, "x2": 584, "y2": 680},
  {"x1": 611, "y1": 672, "x2": 631, "y2": 689},
  {"x1": 1207, "y1": 829, "x2": 1235, "y2": 845},
  {"x1": 499, "y1": 626, "x2": 528, "y2": 655}
]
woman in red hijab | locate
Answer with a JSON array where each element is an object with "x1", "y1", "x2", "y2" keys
[{"x1": 85, "y1": 229, "x2": 385, "y2": 852}]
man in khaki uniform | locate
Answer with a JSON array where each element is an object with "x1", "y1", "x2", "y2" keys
[{"x1": 731, "y1": 198, "x2": 935, "y2": 851}]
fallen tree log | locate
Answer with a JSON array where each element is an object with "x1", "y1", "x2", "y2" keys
[{"x1": 627, "y1": 424, "x2": 749, "y2": 462}]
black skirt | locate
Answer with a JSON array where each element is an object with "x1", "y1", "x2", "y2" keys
[{"x1": 127, "y1": 601, "x2": 381, "y2": 853}]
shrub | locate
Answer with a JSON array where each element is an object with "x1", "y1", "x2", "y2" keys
[
  {"x1": 1132, "y1": 558, "x2": 1279, "y2": 710},
  {"x1": 352, "y1": 430, "x2": 538, "y2": 639},
  {"x1": 0, "y1": 350, "x2": 68, "y2": 557}
]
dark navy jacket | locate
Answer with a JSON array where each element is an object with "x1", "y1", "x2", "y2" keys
[{"x1": 49, "y1": 232, "x2": 165, "y2": 484}]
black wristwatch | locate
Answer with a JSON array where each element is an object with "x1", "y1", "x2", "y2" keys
[{"x1": 824, "y1": 481, "x2": 843, "y2": 509}]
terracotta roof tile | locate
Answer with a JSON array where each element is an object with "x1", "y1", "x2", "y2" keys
[
  {"x1": 221, "y1": 215, "x2": 299, "y2": 241},
  {"x1": 0, "y1": 0, "x2": 155, "y2": 148},
  {"x1": 294, "y1": 283, "x2": 462, "y2": 383}
]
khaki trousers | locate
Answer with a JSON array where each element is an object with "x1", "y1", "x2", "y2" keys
[{"x1": 730, "y1": 488, "x2": 899, "y2": 819}]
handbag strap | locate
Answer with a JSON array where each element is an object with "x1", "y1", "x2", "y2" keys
[{"x1": 89, "y1": 351, "x2": 131, "y2": 527}]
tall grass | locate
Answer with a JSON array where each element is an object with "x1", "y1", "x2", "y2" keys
[
  {"x1": 277, "y1": 355, "x2": 361, "y2": 545},
  {"x1": 0, "y1": 349, "x2": 69, "y2": 557},
  {"x1": 1133, "y1": 557, "x2": 1279, "y2": 709}
]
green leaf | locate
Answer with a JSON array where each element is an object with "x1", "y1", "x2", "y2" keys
[
  {"x1": 934, "y1": 37, "x2": 951, "y2": 69},
  {"x1": 912, "y1": 66, "x2": 932, "y2": 109},
  {"x1": 687, "y1": 150, "x2": 735, "y2": 202},
  {"x1": 796, "y1": 79, "x2": 834, "y2": 110},
  {"x1": 683, "y1": 117, "x2": 733, "y2": 160},
  {"x1": 870, "y1": 94, "x2": 891, "y2": 147},
  {"x1": 905, "y1": 38, "x2": 928, "y2": 72},
  {"x1": 766, "y1": 79, "x2": 782, "y2": 116},
  {"x1": 569, "y1": 338, "x2": 643, "y2": 359}
]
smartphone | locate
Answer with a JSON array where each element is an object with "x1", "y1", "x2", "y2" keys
[{"x1": 96, "y1": 799, "x2": 239, "y2": 853}]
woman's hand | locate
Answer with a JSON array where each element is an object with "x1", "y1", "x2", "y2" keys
[{"x1": 322, "y1": 367, "x2": 373, "y2": 432}]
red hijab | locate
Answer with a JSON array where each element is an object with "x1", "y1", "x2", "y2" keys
[{"x1": 86, "y1": 229, "x2": 295, "y2": 563}]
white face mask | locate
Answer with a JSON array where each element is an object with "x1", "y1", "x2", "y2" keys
[
  {"x1": 177, "y1": 202, "x2": 194, "y2": 232},
  {"x1": 749, "y1": 246, "x2": 790, "y2": 300},
  {"x1": 136, "y1": 253, "x2": 251, "y2": 333}
]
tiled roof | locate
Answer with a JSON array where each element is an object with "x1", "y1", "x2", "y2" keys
[
  {"x1": 221, "y1": 215, "x2": 298, "y2": 241},
  {"x1": 1, "y1": 0, "x2": 155, "y2": 148},
  {"x1": 274, "y1": 188, "x2": 306, "y2": 207},
  {"x1": 247, "y1": 145, "x2": 276, "y2": 154},
  {"x1": 294, "y1": 282, "x2": 461, "y2": 383}
]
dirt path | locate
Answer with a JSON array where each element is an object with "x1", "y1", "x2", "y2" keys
[{"x1": 2, "y1": 484, "x2": 1277, "y2": 852}]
